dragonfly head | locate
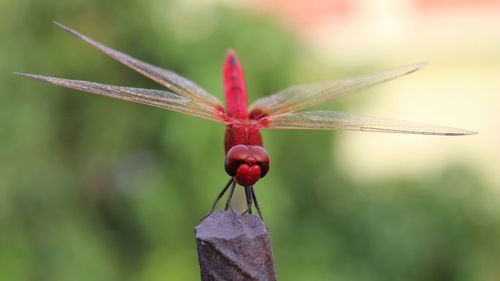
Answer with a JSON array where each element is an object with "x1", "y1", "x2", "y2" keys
[{"x1": 225, "y1": 144, "x2": 270, "y2": 187}]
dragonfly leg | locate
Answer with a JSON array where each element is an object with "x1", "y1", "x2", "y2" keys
[
  {"x1": 224, "y1": 180, "x2": 237, "y2": 211},
  {"x1": 243, "y1": 186, "x2": 253, "y2": 215},
  {"x1": 201, "y1": 177, "x2": 234, "y2": 220},
  {"x1": 250, "y1": 186, "x2": 264, "y2": 221}
]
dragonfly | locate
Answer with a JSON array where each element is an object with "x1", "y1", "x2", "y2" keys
[{"x1": 16, "y1": 22, "x2": 476, "y2": 220}]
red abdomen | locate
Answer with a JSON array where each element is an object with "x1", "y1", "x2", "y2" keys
[
  {"x1": 223, "y1": 50, "x2": 263, "y2": 153},
  {"x1": 223, "y1": 50, "x2": 248, "y2": 120}
]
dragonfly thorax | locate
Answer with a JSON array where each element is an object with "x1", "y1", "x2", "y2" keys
[{"x1": 225, "y1": 144, "x2": 270, "y2": 187}]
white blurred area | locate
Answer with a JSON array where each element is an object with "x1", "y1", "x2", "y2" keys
[{"x1": 243, "y1": 0, "x2": 500, "y2": 187}]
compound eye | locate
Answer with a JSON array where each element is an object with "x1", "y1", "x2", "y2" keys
[
  {"x1": 225, "y1": 145, "x2": 251, "y2": 176},
  {"x1": 250, "y1": 146, "x2": 270, "y2": 177}
]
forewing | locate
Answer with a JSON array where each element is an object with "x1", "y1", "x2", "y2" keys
[
  {"x1": 16, "y1": 72, "x2": 228, "y2": 124},
  {"x1": 263, "y1": 111, "x2": 477, "y2": 136},
  {"x1": 250, "y1": 63, "x2": 426, "y2": 115},
  {"x1": 53, "y1": 22, "x2": 223, "y2": 109}
]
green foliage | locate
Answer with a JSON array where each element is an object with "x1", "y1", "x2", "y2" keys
[{"x1": 1, "y1": 1, "x2": 497, "y2": 280}]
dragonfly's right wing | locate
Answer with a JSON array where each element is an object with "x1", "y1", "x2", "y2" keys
[
  {"x1": 250, "y1": 63, "x2": 426, "y2": 116},
  {"x1": 53, "y1": 22, "x2": 224, "y2": 110},
  {"x1": 16, "y1": 73, "x2": 230, "y2": 124},
  {"x1": 262, "y1": 110, "x2": 476, "y2": 136}
]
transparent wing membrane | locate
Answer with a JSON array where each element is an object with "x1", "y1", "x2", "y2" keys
[
  {"x1": 263, "y1": 111, "x2": 477, "y2": 136},
  {"x1": 250, "y1": 63, "x2": 426, "y2": 115},
  {"x1": 18, "y1": 22, "x2": 475, "y2": 137},
  {"x1": 16, "y1": 73, "x2": 227, "y2": 123},
  {"x1": 53, "y1": 22, "x2": 223, "y2": 109}
]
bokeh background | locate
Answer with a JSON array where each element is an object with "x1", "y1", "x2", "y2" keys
[{"x1": 1, "y1": 0, "x2": 499, "y2": 280}]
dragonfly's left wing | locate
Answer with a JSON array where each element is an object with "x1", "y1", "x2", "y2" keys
[
  {"x1": 16, "y1": 73, "x2": 229, "y2": 124},
  {"x1": 261, "y1": 110, "x2": 476, "y2": 135},
  {"x1": 250, "y1": 63, "x2": 426, "y2": 116},
  {"x1": 52, "y1": 22, "x2": 223, "y2": 110}
]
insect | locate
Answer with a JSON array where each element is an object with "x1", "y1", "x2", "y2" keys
[{"x1": 16, "y1": 22, "x2": 476, "y2": 220}]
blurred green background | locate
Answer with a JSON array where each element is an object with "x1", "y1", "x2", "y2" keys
[{"x1": 1, "y1": 0, "x2": 499, "y2": 280}]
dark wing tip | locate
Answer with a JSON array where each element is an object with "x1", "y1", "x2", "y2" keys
[
  {"x1": 52, "y1": 20, "x2": 68, "y2": 29},
  {"x1": 14, "y1": 72, "x2": 58, "y2": 83},
  {"x1": 403, "y1": 61, "x2": 429, "y2": 75},
  {"x1": 13, "y1": 72, "x2": 37, "y2": 79},
  {"x1": 52, "y1": 21, "x2": 68, "y2": 30},
  {"x1": 451, "y1": 130, "x2": 478, "y2": 136},
  {"x1": 52, "y1": 21, "x2": 84, "y2": 39},
  {"x1": 439, "y1": 127, "x2": 478, "y2": 136}
]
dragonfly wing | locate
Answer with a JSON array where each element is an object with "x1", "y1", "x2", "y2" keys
[
  {"x1": 53, "y1": 22, "x2": 223, "y2": 109},
  {"x1": 263, "y1": 110, "x2": 477, "y2": 136},
  {"x1": 250, "y1": 63, "x2": 426, "y2": 115},
  {"x1": 16, "y1": 72, "x2": 229, "y2": 124}
]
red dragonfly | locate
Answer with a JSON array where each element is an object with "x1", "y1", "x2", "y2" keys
[{"x1": 17, "y1": 22, "x2": 475, "y2": 219}]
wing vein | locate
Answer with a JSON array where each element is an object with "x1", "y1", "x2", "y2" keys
[
  {"x1": 52, "y1": 22, "x2": 223, "y2": 109},
  {"x1": 263, "y1": 110, "x2": 477, "y2": 136},
  {"x1": 16, "y1": 72, "x2": 228, "y2": 124},
  {"x1": 250, "y1": 63, "x2": 426, "y2": 115}
]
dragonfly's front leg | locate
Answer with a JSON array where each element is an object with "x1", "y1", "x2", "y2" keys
[
  {"x1": 250, "y1": 186, "x2": 264, "y2": 221},
  {"x1": 224, "y1": 180, "x2": 237, "y2": 211},
  {"x1": 201, "y1": 177, "x2": 234, "y2": 220}
]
